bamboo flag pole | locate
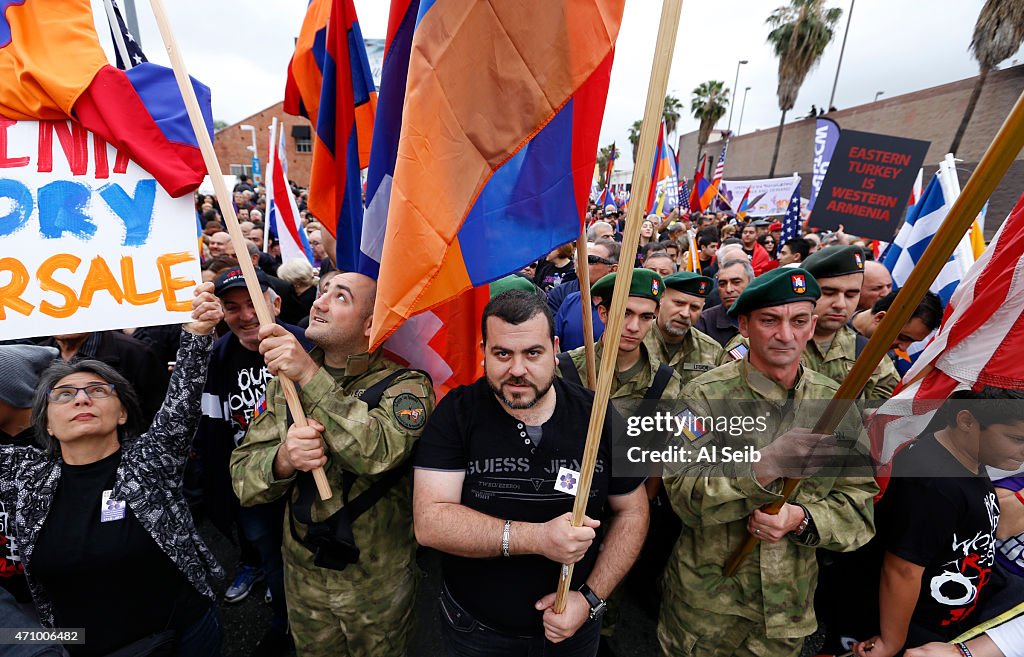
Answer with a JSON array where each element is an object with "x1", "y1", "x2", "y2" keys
[
  {"x1": 575, "y1": 232, "x2": 597, "y2": 389},
  {"x1": 553, "y1": 0, "x2": 684, "y2": 613},
  {"x1": 148, "y1": 0, "x2": 332, "y2": 500},
  {"x1": 725, "y1": 87, "x2": 1024, "y2": 576}
]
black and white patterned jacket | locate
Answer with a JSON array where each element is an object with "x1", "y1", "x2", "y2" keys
[{"x1": 0, "y1": 331, "x2": 224, "y2": 627}]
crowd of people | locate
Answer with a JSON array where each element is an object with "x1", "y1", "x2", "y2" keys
[{"x1": 1, "y1": 178, "x2": 1023, "y2": 657}]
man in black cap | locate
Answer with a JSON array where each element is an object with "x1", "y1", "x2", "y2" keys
[
  {"x1": 0, "y1": 345, "x2": 58, "y2": 608},
  {"x1": 195, "y1": 267, "x2": 311, "y2": 653},
  {"x1": 801, "y1": 246, "x2": 899, "y2": 401},
  {"x1": 645, "y1": 272, "x2": 722, "y2": 384},
  {"x1": 659, "y1": 267, "x2": 877, "y2": 656}
]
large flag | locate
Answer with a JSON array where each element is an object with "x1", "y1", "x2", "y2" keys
[
  {"x1": 778, "y1": 181, "x2": 802, "y2": 248},
  {"x1": 285, "y1": 0, "x2": 378, "y2": 272},
  {"x1": 267, "y1": 119, "x2": 314, "y2": 265},
  {"x1": 284, "y1": 0, "x2": 332, "y2": 125},
  {"x1": 0, "y1": 0, "x2": 213, "y2": 197},
  {"x1": 881, "y1": 173, "x2": 964, "y2": 305},
  {"x1": 369, "y1": 0, "x2": 624, "y2": 349},
  {"x1": 358, "y1": 0, "x2": 487, "y2": 394},
  {"x1": 870, "y1": 195, "x2": 1024, "y2": 478}
]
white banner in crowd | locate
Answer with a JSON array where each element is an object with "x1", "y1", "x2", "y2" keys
[
  {"x1": 0, "y1": 119, "x2": 201, "y2": 341},
  {"x1": 718, "y1": 176, "x2": 801, "y2": 217}
]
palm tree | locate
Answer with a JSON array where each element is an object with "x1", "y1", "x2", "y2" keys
[
  {"x1": 765, "y1": 0, "x2": 842, "y2": 176},
  {"x1": 949, "y1": 0, "x2": 1024, "y2": 155},
  {"x1": 663, "y1": 95, "x2": 683, "y2": 138},
  {"x1": 627, "y1": 120, "x2": 642, "y2": 164},
  {"x1": 596, "y1": 143, "x2": 617, "y2": 187},
  {"x1": 690, "y1": 81, "x2": 730, "y2": 166}
]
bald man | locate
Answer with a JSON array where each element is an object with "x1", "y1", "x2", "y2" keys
[{"x1": 858, "y1": 261, "x2": 893, "y2": 312}]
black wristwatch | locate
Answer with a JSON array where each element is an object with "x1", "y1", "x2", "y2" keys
[{"x1": 578, "y1": 584, "x2": 607, "y2": 621}]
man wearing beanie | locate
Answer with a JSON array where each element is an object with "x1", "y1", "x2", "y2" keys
[
  {"x1": 659, "y1": 267, "x2": 877, "y2": 656},
  {"x1": 801, "y1": 246, "x2": 899, "y2": 401},
  {"x1": 0, "y1": 345, "x2": 58, "y2": 606}
]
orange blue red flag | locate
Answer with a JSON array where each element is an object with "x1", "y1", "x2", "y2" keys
[
  {"x1": 285, "y1": 0, "x2": 377, "y2": 271},
  {"x1": 0, "y1": 0, "x2": 213, "y2": 197},
  {"x1": 369, "y1": 0, "x2": 625, "y2": 350}
]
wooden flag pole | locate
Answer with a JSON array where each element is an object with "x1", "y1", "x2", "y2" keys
[
  {"x1": 553, "y1": 0, "x2": 684, "y2": 613},
  {"x1": 725, "y1": 87, "x2": 1024, "y2": 576},
  {"x1": 148, "y1": 0, "x2": 332, "y2": 500},
  {"x1": 575, "y1": 232, "x2": 597, "y2": 389}
]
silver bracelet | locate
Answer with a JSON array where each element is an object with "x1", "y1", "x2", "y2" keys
[{"x1": 502, "y1": 520, "x2": 511, "y2": 557}]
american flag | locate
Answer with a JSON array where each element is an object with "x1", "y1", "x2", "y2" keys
[
  {"x1": 678, "y1": 177, "x2": 690, "y2": 212},
  {"x1": 869, "y1": 193, "x2": 1024, "y2": 482},
  {"x1": 103, "y1": 0, "x2": 147, "y2": 70},
  {"x1": 778, "y1": 180, "x2": 802, "y2": 248},
  {"x1": 711, "y1": 140, "x2": 728, "y2": 185}
]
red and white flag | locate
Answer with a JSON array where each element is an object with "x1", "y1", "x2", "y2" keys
[
  {"x1": 869, "y1": 194, "x2": 1024, "y2": 477},
  {"x1": 267, "y1": 117, "x2": 314, "y2": 264}
]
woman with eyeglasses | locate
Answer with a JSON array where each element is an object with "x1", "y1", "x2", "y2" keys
[{"x1": 0, "y1": 283, "x2": 225, "y2": 657}]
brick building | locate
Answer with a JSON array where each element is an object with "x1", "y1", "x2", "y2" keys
[
  {"x1": 213, "y1": 101, "x2": 313, "y2": 187},
  {"x1": 677, "y1": 64, "x2": 1024, "y2": 228}
]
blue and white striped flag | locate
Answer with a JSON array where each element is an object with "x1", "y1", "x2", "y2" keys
[{"x1": 881, "y1": 173, "x2": 962, "y2": 305}]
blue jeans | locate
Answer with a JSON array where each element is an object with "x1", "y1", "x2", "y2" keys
[
  {"x1": 439, "y1": 586, "x2": 600, "y2": 657},
  {"x1": 175, "y1": 604, "x2": 223, "y2": 657},
  {"x1": 238, "y1": 499, "x2": 287, "y2": 632}
]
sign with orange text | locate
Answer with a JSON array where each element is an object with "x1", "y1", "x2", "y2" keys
[{"x1": 0, "y1": 119, "x2": 201, "y2": 341}]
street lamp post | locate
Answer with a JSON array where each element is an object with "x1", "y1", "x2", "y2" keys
[
  {"x1": 737, "y1": 87, "x2": 751, "y2": 135},
  {"x1": 829, "y1": 0, "x2": 855, "y2": 110},
  {"x1": 874, "y1": 91, "x2": 884, "y2": 102},
  {"x1": 726, "y1": 59, "x2": 749, "y2": 133}
]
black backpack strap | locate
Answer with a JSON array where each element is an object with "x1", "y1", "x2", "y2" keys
[
  {"x1": 287, "y1": 367, "x2": 427, "y2": 566},
  {"x1": 854, "y1": 332, "x2": 869, "y2": 359},
  {"x1": 644, "y1": 363, "x2": 675, "y2": 401},
  {"x1": 557, "y1": 352, "x2": 585, "y2": 388}
]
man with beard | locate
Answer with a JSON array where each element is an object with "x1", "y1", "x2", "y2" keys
[
  {"x1": 644, "y1": 272, "x2": 722, "y2": 384},
  {"x1": 413, "y1": 290, "x2": 648, "y2": 655},
  {"x1": 231, "y1": 271, "x2": 435, "y2": 657},
  {"x1": 801, "y1": 246, "x2": 899, "y2": 401}
]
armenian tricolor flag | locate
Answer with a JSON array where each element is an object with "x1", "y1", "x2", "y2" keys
[
  {"x1": 369, "y1": 0, "x2": 625, "y2": 350},
  {"x1": 647, "y1": 120, "x2": 677, "y2": 214},
  {"x1": 285, "y1": 0, "x2": 377, "y2": 272},
  {"x1": 0, "y1": 0, "x2": 212, "y2": 197}
]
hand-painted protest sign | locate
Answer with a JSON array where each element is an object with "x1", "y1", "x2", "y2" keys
[
  {"x1": 718, "y1": 176, "x2": 801, "y2": 217},
  {"x1": 808, "y1": 129, "x2": 930, "y2": 241},
  {"x1": 0, "y1": 119, "x2": 201, "y2": 341}
]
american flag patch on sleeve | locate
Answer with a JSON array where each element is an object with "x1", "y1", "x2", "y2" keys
[{"x1": 729, "y1": 343, "x2": 748, "y2": 361}]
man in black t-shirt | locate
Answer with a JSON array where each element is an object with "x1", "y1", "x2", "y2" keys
[
  {"x1": 841, "y1": 388, "x2": 1024, "y2": 657},
  {"x1": 0, "y1": 345, "x2": 58, "y2": 606},
  {"x1": 414, "y1": 290, "x2": 648, "y2": 655}
]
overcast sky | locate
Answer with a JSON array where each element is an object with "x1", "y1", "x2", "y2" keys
[{"x1": 109, "y1": 0, "x2": 1023, "y2": 169}]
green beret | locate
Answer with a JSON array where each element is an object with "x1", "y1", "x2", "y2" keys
[
  {"x1": 801, "y1": 245, "x2": 865, "y2": 279},
  {"x1": 727, "y1": 267, "x2": 820, "y2": 318},
  {"x1": 663, "y1": 272, "x2": 713, "y2": 298},
  {"x1": 489, "y1": 274, "x2": 537, "y2": 299},
  {"x1": 591, "y1": 269, "x2": 664, "y2": 304}
]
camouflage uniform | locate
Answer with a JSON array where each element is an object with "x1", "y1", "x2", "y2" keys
[
  {"x1": 644, "y1": 324, "x2": 723, "y2": 384},
  {"x1": 717, "y1": 333, "x2": 749, "y2": 366},
  {"x1": 802, "y1": 325, "x2": 900, "y2": 401},
  {"x1": 564, "y1": 339, "x2": 684, "y2": 414},
  {"x1": 231, "y1": 349, "x2": 435, "y2": 657},
  {"x1": 659, "y1": 357, "x2": 877, "y2": 657}
]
